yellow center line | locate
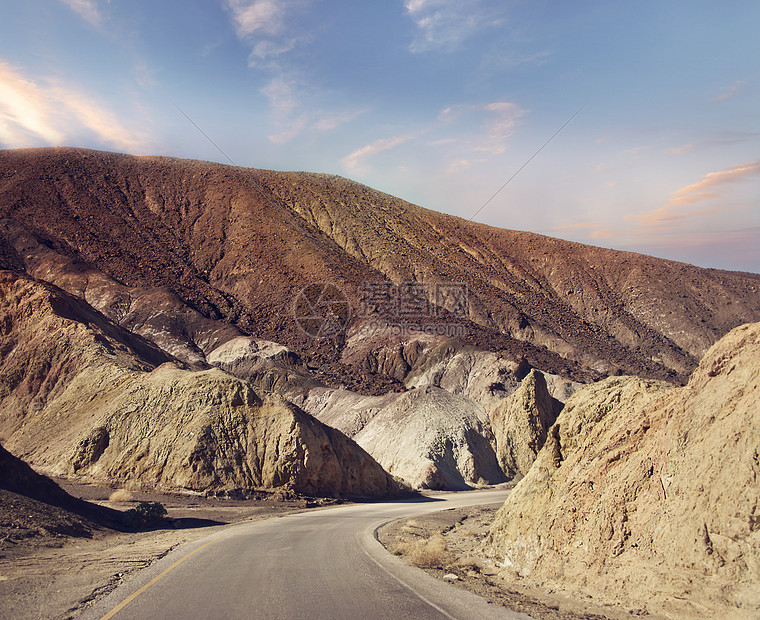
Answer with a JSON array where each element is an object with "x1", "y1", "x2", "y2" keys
[{"x1": 99, "y1": 532, "x2": 232, "y2": 620}]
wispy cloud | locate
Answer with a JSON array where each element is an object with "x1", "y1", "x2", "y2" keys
[
  {"x1": 439, "y1": 101, "x2": 526, "y2": 155},
  {"x1": 260, "y1": 76, "x2": 306, "y2": 143},
  {"x1": 260, "y1": 76, "x2": 363, "y2": 143},
  {"x1": 342, "y1": 134, "x2": 418, "y2": 173},
  {"x1": 666, "y1": 131, "x2": 760, "y2": 156},
  {"x1": 0, "y1": 62, "x2": 65, "y2": 146},
  {"x1": 711, "y1": 78, "x2": 753, "y2": 102},
  {"x1": 226, "y1": 0, "x2": 292, "y2": 37},
  {"x1": 627, "y1": 161, "x2": 760, "y2": 231},
  {"x1": 225, "y1": 0, "x2": 310, "y2": 66},
  {"x1": 0, "y1": 60, "x2": 152, "y2": 153},
  {"x1": 225, "y1": 1, "x2": 340, "y2": 143},
  {"x1": 404, "y1": 0, "x2": 504, "y2": 52},
  {"x1": 551, "y1": 221, "x2": 601, "y2": 233},
  {"x1": 476, "y1": 101, "x2": 525, "y2": 155},
  {"x1": 314, "y1": 109, "x2": 366, "y2": 132},
  {"x1": 59, "y1": 0, "x2": 102, "y2": 27}
]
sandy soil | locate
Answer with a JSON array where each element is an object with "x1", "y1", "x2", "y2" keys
[
  {"x1": 377, "y1": 503, "x2": 656, "y2": 620},
  {"x1": 0, "y1": 480, "x2": 341, "y2": 620}
]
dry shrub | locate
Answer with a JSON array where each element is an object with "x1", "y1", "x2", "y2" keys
[
  {"x1": 397, "y1": 533, "x2": 450, "y2": 569},
  {"x1": 108, "y1": 489, "x2": 134, "y2": 502}
]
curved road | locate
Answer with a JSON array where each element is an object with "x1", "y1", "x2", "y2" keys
[{"x1": 85, "y1": 489, "x2": 531, "y2": 620}]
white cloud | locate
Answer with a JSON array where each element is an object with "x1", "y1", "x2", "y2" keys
[
  {"x1": 0, "y1": 62, "x2": 65, "y2": 146},
  {"x1": 342, "y1": 134, "x2": 418, "y2": 173},
  {"x1": 261, "y1": 76, "x2": 307, "y2": 143},
  {"x1": 438, "y1": 101, "x2": 526, "y2": 155},
  {"x1": 476, "y1": 101, "x2": 525, "y2": 154},
  {"x1": 445, "y1": 158, "x2": 478, "y2": 174},
  {"x1": 261, "y1": 76, "x2": 298, "y2": 117},
  {"x1": 403, "y1": 0, "x2": 504, "y2": 52},
  {"x1": 249, "y1": 38, "x2": 299, "y2": 67},
  {"x1": 0, "y1": 59, "x2": 152, "y2": 153},
  {"x1": 711, "y1": 79, "x2": 752, "y2": 103},
  {"x1": 314, "y1": 109, "x2": 366, "y2": 132},
  {"x1": 59, "y1": 0, "x2": 102, "y2": 27},
  {"x1": 226, "y1": 0, "x2": 311, "y2": 66},
  {"x1": 226, "y1": 0, "x2": 290, "y2": 37}
]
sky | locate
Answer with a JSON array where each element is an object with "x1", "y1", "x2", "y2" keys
[{"x1": 1, "y1": 1, "x2": 758, "y2": 273}]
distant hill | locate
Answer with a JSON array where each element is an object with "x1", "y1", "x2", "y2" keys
[{"x1": 1, "y1": 147, "x2": 757, "y2": 389}]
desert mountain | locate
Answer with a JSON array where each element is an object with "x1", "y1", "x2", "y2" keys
[
  {"x1": 1, "y1": 147, "x2": 760, "y2": 494},
  {"x1": 485, "y1": 321, "x2": 760, "y2": 618},
  {"x1": 2, "y1": 147, "x2": 759, "y2": 390},
  {"x1": 0, "y1": 271, "x2": 398, "y2": 497}
]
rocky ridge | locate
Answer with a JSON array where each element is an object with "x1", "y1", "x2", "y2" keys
[
  {"x1": 485, "y1": 322, "x2": 760, "y2": 618},
  {"x1": 2, "y1": 148, "x2": 759, "y2": 388},
  {"x1": 0, "y1": 271, "x2": 398, "y2": 497},
  {"x1": 1, "y1": 147, "x2": 759, "y2": 496}
]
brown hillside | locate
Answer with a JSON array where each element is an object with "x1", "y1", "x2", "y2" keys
[
  {"x1": 2, "y1": 147, "x2": 758, "y2": 387},
  {"x1": 0, "y1": 443, "x2": 121, "y2": 540}
]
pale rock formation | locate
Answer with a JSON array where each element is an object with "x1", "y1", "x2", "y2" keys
[
  {"x1": 352, "y1": 386, "x2": 505, "y2": 490},
  {"x1": 485, "y1": 322, "x2": 760, "y2": 618},
  {"x1": 488, "y1": 369, "x2": 563, "y2": 479},
  {"x1": 0, "y1": 272, "x2": 398, "y2": 497}
]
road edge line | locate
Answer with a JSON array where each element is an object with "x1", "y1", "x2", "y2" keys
[{"x1": 99, "y1": 533, "x2": 232, "y2": 620}]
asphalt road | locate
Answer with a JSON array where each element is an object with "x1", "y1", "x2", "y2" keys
[{"x1": 85, "y1": 489, "x2": 532, "y2": 620}]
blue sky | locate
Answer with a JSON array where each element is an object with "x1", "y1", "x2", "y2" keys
[{"x1": 1, "y1": 1, "x2": 758, "y2": 272}]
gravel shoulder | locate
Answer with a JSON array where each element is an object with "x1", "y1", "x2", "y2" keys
[{"x1": 377, "y1": 502, "x2": 654, "y2": 620}]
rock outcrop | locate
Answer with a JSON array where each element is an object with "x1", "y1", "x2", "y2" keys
[
  {"x1": 350, "y1": 386, "x2": 504, "y2": 490},
  {"x1": 0, "y1": 272, "x2": 398, "y2": 497},
  {"x1": 485, "y1": 322, "x2": 760, "y2": 618},
  {"x1": 488, "y1": 369, "x2": 563, "y2": 479},
  {"x1": 302, "y1": 383, "x2": 506, "y2": 490}
]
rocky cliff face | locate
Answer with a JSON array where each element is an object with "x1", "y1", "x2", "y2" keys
[
  {"x1": 0, "y1": 272, "x2": 398, "y2": 497},
  {"x1": 485, "y1": 322, "x2": 760, "y2": 618},
  {"x1": 350, "y1": 386, "x2": 504, "y2": 490}
]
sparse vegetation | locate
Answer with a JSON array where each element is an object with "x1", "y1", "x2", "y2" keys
[
  {"x1": 108, "y1": 489, "x2": 134, "y2": 503},
  {"x1": 122, "y1": 501, "x2": 167, "y2": 529},
  {"x1": 393, "y1": 532, "x2": 450, "y2": 569}
]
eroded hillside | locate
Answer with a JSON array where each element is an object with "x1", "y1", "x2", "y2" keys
[
  {"x1": 485, "y1": 322, "x2": 760, "y2": 618},
  {"x1": 0, "y1": 272, "x2": 398, "y2": 497},
  {"x1": 1, "y1": 147, "x2": 759, "y2": 496},
  {"x1": 2, "y1": 148, "x2": 758, "y2": 388}
]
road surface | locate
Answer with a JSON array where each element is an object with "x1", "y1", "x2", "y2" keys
[{"x1": 85, "y1": 489, "x2": 531, "y2": 620}]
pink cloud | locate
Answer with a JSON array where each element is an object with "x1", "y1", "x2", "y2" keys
[{"x1": 627, "y1": 161, "x2": 760, "y2": 231}]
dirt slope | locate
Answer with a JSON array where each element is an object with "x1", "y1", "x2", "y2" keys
[
  {"x1": 0, "y1": 443, "x2": 120, "y2": 541},
  {"x1": 0, "y1": 271, "x2": 398, "y2": 497},
  {"x1": 2, "y1": 147, "x2": 758, "y2": 387},
  {"x1": 485, "y1": 322, "x2": 760, "y2": 618}
]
